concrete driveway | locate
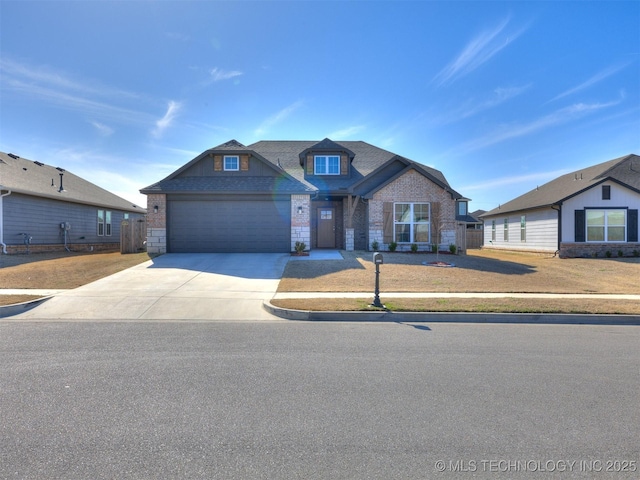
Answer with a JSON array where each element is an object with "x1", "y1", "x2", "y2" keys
[{"x1": 12, "y1": 253, "x2": 290, "y2": 321}]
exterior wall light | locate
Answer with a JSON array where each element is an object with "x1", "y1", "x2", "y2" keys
[
  {"x1": 153, "y1": 205, "x2": 159, "y2": 214},
  {"x1": 297, "y1": 206, "x2": 303, "y2": 214}
]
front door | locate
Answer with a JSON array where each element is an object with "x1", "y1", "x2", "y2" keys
[{"x1": 317, "y1": 208, "x2": 335, "y2": 248}]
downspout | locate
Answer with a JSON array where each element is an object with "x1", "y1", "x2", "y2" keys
[
  {"x1": 551, "y1": 204, "x2": 561, "y2": 257},
  {"x1": 0, "y1": 189, "x2": 11, "y2": 254}
]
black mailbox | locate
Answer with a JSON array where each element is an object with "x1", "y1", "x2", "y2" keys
[{"x1": 373, "y1": 252, "x2": 383, "y2": 265}]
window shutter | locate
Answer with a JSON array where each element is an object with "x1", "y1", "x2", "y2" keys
[
  {"x1": 214, "y1": 155, "x2": 222, "y2": 171},
  {"x1": 574, "y1": 210, "x2": 585, "y2": 242},
  {"x1": 628, "y1": 209, "x2": 638, "y2": 242},
  {"x1": 306, "y1": 154, "x2": 314, "y2": 175},
  {"x1": 340, "y1": 154, "x2": 348, "y2": 175},
  {"x1": 240, "y1": 155, "x2": 249, "y2": 171},
  {"x1": 383, "y1": 202, "x2": 393, "y2": 243}
]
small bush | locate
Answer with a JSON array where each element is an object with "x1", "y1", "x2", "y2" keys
[
  {"x1": 618, "y1": 250, "x2": 624, "y2": 257},
  {"x1": 389, "y1": 241, "x2": 397, "y2": 252},
  {"x1": 371, "y1": 240, "x2": 379, "y2": 251},
  {"x1": 294, "y1": 241, "x2": 306, "y2": 253},
  {"x1": 431, "y1": 244, "x2": 437, "y2": 253},
  {"x1": 410, "y1": 243, "x2": 418, "y2": 253},
  {"x1": 633, "y1": 250, "x2": 639, "y2": 257},
  {"x1": 605, "y1": 250, "x2": 612, "y2": 258},
  {"x1": 449, "y1": 244, "x2": 457, "y2": 254}
]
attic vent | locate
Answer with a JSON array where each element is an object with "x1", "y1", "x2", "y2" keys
[
  {"x1": 56, "y1": 167, "x2": 65, "y2": 172},
  {"x1": 8, "y1": 153, "x2": 20, "y2": 159},
  {"x1": 34, "y1": 161, "x2": 44, "y2": 166}
]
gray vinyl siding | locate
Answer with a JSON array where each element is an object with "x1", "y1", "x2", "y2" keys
[
  {"x1": 483, "y1": 207, "x2": 558, "y2": 252},
  {"x1": 2, "y1": 192, "x2": 131, "y2": 246}
]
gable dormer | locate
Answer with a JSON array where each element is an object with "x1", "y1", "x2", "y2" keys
[{"x1": 298, "y1": 138, "x2": 355, "y2": 177}]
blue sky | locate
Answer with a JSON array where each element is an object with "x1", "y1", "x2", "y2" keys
[{"x1": 1, "y1": 1, "x2": 639, "y2": 211}]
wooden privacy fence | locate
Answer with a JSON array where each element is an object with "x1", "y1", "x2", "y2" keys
[
  {"x1": 466, "y1": 230, "x2": 484, "y2": 249},
  {"x1": 120, "y1": 218, "x2": 147, "y2": 254}
]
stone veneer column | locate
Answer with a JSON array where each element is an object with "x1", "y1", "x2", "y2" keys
[
  {"x1": 146, "y1": 193, "x2": 167, "y2": 254},
  {"x1": 345, "y1": 228, "x2": 354, "y2": 251},
  {"x1": 291, "y1": 194, "x2": 311, "y2": 251}
]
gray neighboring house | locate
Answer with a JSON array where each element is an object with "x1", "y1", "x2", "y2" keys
[
  {"x1": 141, "y1": 139, "x2": 472, "y2": 254},
  {"x1": 0, "y1": 151, "x2": 146, "y2": 254},
  {"x1": 481, "y1": 154, "x2": 640, "y2": 257}
]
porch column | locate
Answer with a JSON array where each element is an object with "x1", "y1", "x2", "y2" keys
[
  {"x1": 291, "y1": 194, "x2": 311, "y2": 252},
  {"x1": 146, "y1": 194, "x2": 166, "y2": 254}
]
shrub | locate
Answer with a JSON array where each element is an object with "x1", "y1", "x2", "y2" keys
[
  {"x1": 389, "y1": 241, "x2": 397, "y2": 252},
  {"x1": 410, "y1": 243, "x2": 418, "y2": 253},
  {"x1": 618, "y1": 250, "x2": 624, "y2": 257},
  {"x1": 634, "y1": 250, "x2": 639, "y2": 257},
  {"x1": 371, "y1": 240, "x2": 379, "y2": 251},
  {"x1": 294, "y1": 241, "x2": 306, "y2": 253},
  {"x1": 449, "y1": 244, "x2": 457, "y2": 254},
  {"x1": 431, "y1": 244, "x2": 437, "y2": 253},
  {"x1": 605, "y1": 250, "x2": 612, "y2": 258}
]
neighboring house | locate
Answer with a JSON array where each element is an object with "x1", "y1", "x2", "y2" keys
[
  {"x1": 481, "y1": 154, "x2": 640, "y2": 257},
  {"x1": 141, "y1": 139, "x2": 471, "y2": 254},
  {"x1": 0, "y1": 151, "x2": 146, "y2": 254}
]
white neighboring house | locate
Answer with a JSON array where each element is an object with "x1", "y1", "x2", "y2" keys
[{"x1": 481, "y1": 154, "x2": 640, "y2": 258}]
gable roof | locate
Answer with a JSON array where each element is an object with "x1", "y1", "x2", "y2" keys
[
  {"x1": 141, "y1": 139, "x2": 460, "y2": 198},
  {"x1": 0, "y1": 151, "x2": 145, "y2": 213},
  {"x1": 482, "y1": 154, "x2": 640, "y2": 217}
]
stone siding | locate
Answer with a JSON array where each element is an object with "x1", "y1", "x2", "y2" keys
[
  {"x1": 291, "y1": 195, "x2": 311, "y2": 251},
  {"x1": 146, "y1": 194, "x2": 167, "y2": 254}
]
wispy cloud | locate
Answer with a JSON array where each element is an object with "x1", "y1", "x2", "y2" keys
[
  {"x1": 254, "y1": 100, "x2": 304, "y2": 136},
  {"x1": 210, "y1": 67, "x2": 243, "y2": 82},
  {"x1": 90, "y1": 121, "x2": 114, "y2": 137},
  {"x1": 152, "y1": 101, "x2": 182, "y2": 138},
  {"x1": 327, "y1": 125, "x2": 366, "y2": 139},
  {"x1": 432, "y1": 16, "x2": 528, "y2": 86},
  {"x1": 433, "y1": 84, "x2": 531, "y2": 125},
  {"x1": 454, "y1": 99, "x2": 621, "y2": 154},
  {"x1": 460, "y1": 168, "x2": 570, "y2": 192},
  {"x1": 547, "y1": 62, "x2": 632, "y2": 103}
]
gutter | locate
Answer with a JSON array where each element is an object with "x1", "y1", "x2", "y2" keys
[
  {"x1": 551, "y1": 204, "x2": 561, "y2": 256},
  {"x1": 0, "y1": 189, "x2": 11, "y2": 254}
]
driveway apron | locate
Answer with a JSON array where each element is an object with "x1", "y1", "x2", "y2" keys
[{"x1": 12, "y1": 253, "x2": 290, "y2": 320}]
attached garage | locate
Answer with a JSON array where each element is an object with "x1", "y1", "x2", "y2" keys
[{"x1": 167, "y1": 194, "x2": 291, "y2": 253}]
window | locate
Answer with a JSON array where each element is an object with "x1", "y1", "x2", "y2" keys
[
  {"x1": 97, "y1": 210, "x2": 105, "y2": 236},
  {"x1": 314, "y1": 155, "x2": 340, "y2": 175},
  {"x1": 457, "y1": 201, "x2": 468, "y2": 216},
  {"x1": 602, "y1": 185, "x2": 611, "y2": 200},
  {"x1": 586, "y1": 209, "x2": 626, "y2": 242},
  {"x1": 105, "y1": 211, "x2": 112, "y2": 236},
  {"x1": 520, "y1": 215, "x2": 526, "y2": 242},
  {"x1": 491, "y1": 220, "x2": 496, "y2": 241},
  {"x1": 124, "y1": 213, "x2": 129, "y2": 220},
  {"x1": 394, "y1": 203, "x2": 430, "y2": 243},
  {"x1": 504, "y1": 218, "x2": 509, "y2": 241},
  {"x1": 224, "y1": 155, "x2": 239, "y2": 171}
]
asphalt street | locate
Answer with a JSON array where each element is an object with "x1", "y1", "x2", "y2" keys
[{"x1": 1, "y1": 320, "x2": 638, "y2": 479}]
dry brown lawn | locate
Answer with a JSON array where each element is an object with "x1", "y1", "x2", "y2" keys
[
  {"x1": 1, "y1": 249, "x2": 639, "y2": 314},
  {"x1": 0, "y1": 251, "x2": 153, "y2": 306},
  {"x1": 278, "y1": 250, "x2": 640, "y2": 294},
  {"x1": 273, "y1": 249, "x2": 640, "y2": 314}
]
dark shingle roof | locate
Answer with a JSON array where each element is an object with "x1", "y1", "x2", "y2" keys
[
  {"x1": 0, "y1": 152, "x2": 145, "y2": 212},
  {"x1": 482, "y1": 154, "x2": 640, "y2": 217},
  {"x1": 141, "y1": 139, "x2": 459, "y2": 197}
]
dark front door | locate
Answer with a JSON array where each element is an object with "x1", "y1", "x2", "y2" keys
[{"x1": 317, "y1": 208, "x2": 335, "y2": 248}]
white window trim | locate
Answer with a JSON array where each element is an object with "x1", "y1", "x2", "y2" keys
[
  {"x1": 97, "y1": 209, "x2": 105, "y2": 236},
  {"x1": 586, "y1": 208, "x2": 626, "y2": 242},
  {"x1": 314, "y1": 155, "x2": 340, "y2": 175},
  {"x1": 224, "y1": 155, "x2": 239, "y2": 171},
  {"x1": 105, "y1": 211, "x2": 112, "y2": 237},
  {"x1": 393, "y1": 202, "x2": 430, "y2": 243}
]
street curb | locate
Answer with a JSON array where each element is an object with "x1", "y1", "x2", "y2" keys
[
  {"x1": 0, "y1": 297, "x2": 53, "y2": 319},
  {"x1": 263, "y1": 301, "x2": 640, "y2": 325}
]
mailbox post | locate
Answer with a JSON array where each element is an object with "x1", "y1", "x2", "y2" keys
[{"x1": 372, "y1": 252, "x2": 384, "y2": 308}]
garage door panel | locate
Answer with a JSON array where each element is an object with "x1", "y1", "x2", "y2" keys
[{"x1": 168, "y1": 198, "x2": 290, "y2": 253}]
